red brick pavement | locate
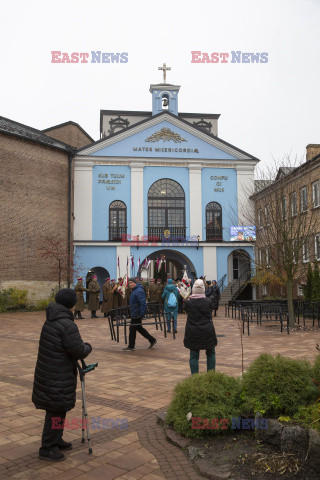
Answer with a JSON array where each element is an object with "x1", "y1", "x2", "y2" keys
[{"x1": 0, "y1": 309, "x2": 319, "y2": 479}]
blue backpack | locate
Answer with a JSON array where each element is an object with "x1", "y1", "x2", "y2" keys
[{"x1": 167, "y1": 291, "x2": 177, "y2": 308}]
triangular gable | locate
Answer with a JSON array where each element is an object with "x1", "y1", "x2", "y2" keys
[{"x1": 78, "y1": 113, "x2": 258, "y2": 161}]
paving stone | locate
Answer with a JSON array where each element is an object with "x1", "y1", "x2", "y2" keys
[
  {"x1": 0, "y1": 311, "x2": 319, "y2": 479},
  {"x1": 165, "y1": 427, "x2": 192, "y2": 449},
  {"x1": 194, "y1": 459, "x2": 231, "y2": 480}
]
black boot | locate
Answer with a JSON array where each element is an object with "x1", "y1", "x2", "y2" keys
[{"x1": 78, "y1": 313, "x2": 84, "y2": 319}]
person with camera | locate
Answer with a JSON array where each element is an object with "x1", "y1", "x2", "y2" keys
[
  {"x1": 184, "y1": 279, "x2": 217, "y2": 374},
  {"x1": 32, "y1": 288, "x2": 92, "y2": 462}
]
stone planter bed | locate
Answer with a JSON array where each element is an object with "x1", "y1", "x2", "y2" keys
[{"x1": 157, "y1": 412, "x2": 320, "y2": 480}]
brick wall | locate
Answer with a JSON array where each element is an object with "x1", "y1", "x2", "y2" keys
[
  {"x1": 44, "y1": 123, "x2": 92, "y2": 149},
  {"x1": 306, "y1": 144, "x2": 320, "y2": 162},
  {"x1": 0, "y1": 132, "x2": 71, "y2": 295}
]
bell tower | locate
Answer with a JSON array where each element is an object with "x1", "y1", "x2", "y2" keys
[{"x1": 150, "y1": 63, "x2": 180, "y2": 116}]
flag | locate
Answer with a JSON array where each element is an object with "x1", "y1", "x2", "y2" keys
[
  {"x1": 126, "y1": 256, "x2": 129, "y2": 266},
  {"x1": 118, "y1": 274, "x2": 127, "y2": 298},
  {"x1": 130, "y1": 254, "x2": 134, "y2": 269},
  {"x1": 118, "y1": 256, "x2": 120, "y2": 268},
  {"x1": 138, "y1": 257, "x2": 140, "y2": 270}
]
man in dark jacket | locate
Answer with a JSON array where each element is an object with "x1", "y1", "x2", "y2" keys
[
  {"x1": 123, "y1": 278, "x2": 157, "y2": 351},
  {"x1": 32, "y1": 288, "x2": 92, "y2": 462}
]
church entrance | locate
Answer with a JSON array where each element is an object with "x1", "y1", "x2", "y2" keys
[
  {"x1": 86, "y1": 266, "x2": 110, "y2": 302},
  {"x1": 227, "y1": 250, "x2": 251, "y2": 283},
  {"x1": 138, "y1": 249, "x2": 197, "y2": 283}
]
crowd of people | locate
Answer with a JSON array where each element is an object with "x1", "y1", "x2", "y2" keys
[{"x1": 73, "y1": 275, "x2": 220, "y2": 321}]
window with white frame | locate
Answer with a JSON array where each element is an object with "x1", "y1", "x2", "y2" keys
[
  {"x1": 297, "y1": 284, "x2": 304, "y2": 297},
  {"x1": 315, "y1": 234, "x2": 320, "y2": 260},
  {"x1": 300, "y1": 186, "x2": 307, "y2": 212},
  {"x1": 258, "y1": 208, "x2": 262, "y2": 227},
  {"x1": 258, "y1": 248, "x2": 263, "y2": 265},
  {"x1": 264, "y1": 205, "x2": 270, "y2": 226},
  {"x1": 292, "y1": 238, "x2": 298, "y2": 264},
  {"x1": 281, "y1": 196, "x2": 287, "y2": 220},
  {"x1": 266, "y1": 247, "x2": 270, "y2": 267},
  {"x1": 312, "y1": 181, "x2": 320, "y2": 208},
  {"x1": 290, "y1": 191, "x2": 297, "y2": 216},
  {"x1": 302, "y1": 238, "x2": 309, "y2": 263},
  {"x1": 262, "y1": 285, "x2": 267, "y2": 296}
]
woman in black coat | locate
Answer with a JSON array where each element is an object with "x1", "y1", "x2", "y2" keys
[
  {"x1": 32, "y1": 289, "x2": 92, "y2": 462},
  {"x1": 184, "y1": 279, "x2": 217, "y2": 374}
]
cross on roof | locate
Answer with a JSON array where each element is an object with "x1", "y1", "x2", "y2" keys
[{"x1": 158, "y1": 63, "x2": 171, "y2": 83}]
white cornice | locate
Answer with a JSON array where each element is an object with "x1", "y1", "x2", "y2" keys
[
  {"x1": 74, "y1": 241, "x2": 254, "y2": 248},
  {"x1": 78, "y1": 113, "x2": 258, "y2": 162},
  {"x1": 74, "y1": 155, "x2": 256, "y2": 169}
]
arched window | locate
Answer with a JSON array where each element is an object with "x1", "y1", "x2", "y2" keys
[
  {"x1": 148, "y1": 179, "x2": 186, "y2": 241},
  {"x1": 206, "y1": 202, "x2": 222, "y2": 241},
  {"x1": 109, "y1": 200, "x2": 127, "y2": 241}
]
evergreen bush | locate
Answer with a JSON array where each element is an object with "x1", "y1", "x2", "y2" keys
[
  {"x1": 304, "y1": 262, "x2": 313, "y2": 300},
  {"x1": 166, "y1": 371, "x2": 242, "y2": 438},
  {"x1": 312, "y1": 261, "x2": 320, "y2": 301},
  {"x1": 241, "y1": 354, "x2": 318, "y2": 416},
  {"x1": 0, "y1": 287, "x2": 29, "y2": 312}
]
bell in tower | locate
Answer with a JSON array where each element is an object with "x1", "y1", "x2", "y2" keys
[{"x1": 150, "y1": 63, "x2": 180, "y2": 116}]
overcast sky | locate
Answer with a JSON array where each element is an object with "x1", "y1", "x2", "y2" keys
[{"x1": 1, "y1": 0, "x2": 319, "y2": 171}]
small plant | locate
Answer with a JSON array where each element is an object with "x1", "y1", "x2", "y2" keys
[{"x1": 241, "y1": 354, "x2": 318, "y2": 416}]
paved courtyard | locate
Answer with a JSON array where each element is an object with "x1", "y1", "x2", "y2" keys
[{"x1": 0, "y1": 309, "x2": 319, "y2": 480}]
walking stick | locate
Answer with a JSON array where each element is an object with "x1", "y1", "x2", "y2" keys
[{"x1": 77, "y1": 359, "x2": 98, "y2": 454}]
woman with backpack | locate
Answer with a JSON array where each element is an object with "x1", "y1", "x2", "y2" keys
[
  {"x1": 184, "y1": 279, "x2": 218, "y2": 374},
  {"x1": 162, "y1": 279, "x2": 179, "y2": 333}
]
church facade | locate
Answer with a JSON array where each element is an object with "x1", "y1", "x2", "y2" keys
[{"x1": 73, "y1": 75, "x2": 258, "y2": 292}]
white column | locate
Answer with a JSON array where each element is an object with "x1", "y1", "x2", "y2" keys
[
  {"x1": 131, "y1": 163, "x2": 144, "y2": 237},
  {"x1": 236, "y1": 165, "x2": 255, "y2": 225},
  {"x1": 189, "y1": 165, "x2": 203, "y2": 239},
  {"x1": 203, "y1": 246, "x2": 217, "y2": 281},
  {"x1": 116, "y1": 245, "x2": 131, "y2": 278},
  {"x1": 74, "y1": 161, "x2": 93, "y2": 240}
]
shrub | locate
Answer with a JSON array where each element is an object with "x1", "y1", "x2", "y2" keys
[
  {"x1": 0, "y1": 288, "x2": 29, "y2": 312},
  {"x1": 166, "y1": 371, "x2": 242, "y2": 438},
  {"x1": 28, "y1": 298, "x2": 52, "y2": 311},
  {"x1": 294, "y1": 403, "x2": 320, "y2": 431},
  {"x1": 313, "y1": 354, "x2": 320, "y2": 385},
  {"x1": 241, "y1": 354, "x2": 318, "y2": 416}
]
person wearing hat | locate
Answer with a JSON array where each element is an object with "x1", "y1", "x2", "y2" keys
[
  {"x1": 183, "y1": 279, "x2": 217, "y2": 374},
  {"x1": 211, "y1": 280, "x2": 220, "y2": 316},
  {"x1": 101, "y1": 278, "x2": 113, "y2": 317},
  {"x1": 148, "y1": 278, "x2": 158, "y2": 303},
  {"x1": 32, "y1": 288, "x2": 92, "y2": 462},
  {"x1": 73, "y1": 278, "x2": 89, "y2": 319},
  {"x1": 123, "y1": 278, "x2": 157, "y2": 351},
  {"x1": 88, "y1": 275, "x2": 101, "y2": 318},
  {"x1": 156, "y1": 279, "x2": 164, "y2": 307},
  {"x1": 162, "y1": 279, "x2": 179, "y2": 333}
]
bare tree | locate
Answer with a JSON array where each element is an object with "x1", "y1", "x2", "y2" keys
[
  {"x1": 248, "y1": 155, "x2": 319, "y2": 327},
  {"x1": 39, "y1": 235, "x2": 71, "y2": 290}
]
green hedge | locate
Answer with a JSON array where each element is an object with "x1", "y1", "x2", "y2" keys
[
  {"x1": 166, "y1": 371, "x2": 242, "y2": 438},
  {"x1": 0, "y1": 287, "x2": 54, "y2": 312}
]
